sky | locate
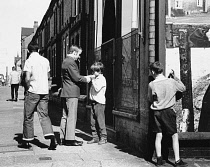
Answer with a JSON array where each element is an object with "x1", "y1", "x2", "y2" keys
[{"x1": 0, "y1": 0, "x2": 51, "y2": 76}]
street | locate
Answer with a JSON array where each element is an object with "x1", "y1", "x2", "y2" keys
[{"x1": 0, "y1": 86, "x2": 209, "y2": 167}]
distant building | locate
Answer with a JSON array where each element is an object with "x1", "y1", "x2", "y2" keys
[
  {"x1": 14, "y1": 53, "x2": 21, "y2": 72},
  {"x1": 21, "y1": 21, "x2": 38, "y2": 68},
  {"x1": 167, "y1": 0, "x2": 210, "y2": 17}
]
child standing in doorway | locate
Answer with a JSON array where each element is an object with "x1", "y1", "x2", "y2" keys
[{"x1": 87, "y1": 62, "x2": 107, "y2": 145}]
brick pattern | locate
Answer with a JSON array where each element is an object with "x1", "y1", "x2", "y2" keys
[{"x1": 149, "y1": 0, "x2": 155, "y2": 64}]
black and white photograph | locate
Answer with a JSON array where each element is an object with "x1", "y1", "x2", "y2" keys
[{"x1": 0, "y1": 0, "x2": 210, "y2": 167}]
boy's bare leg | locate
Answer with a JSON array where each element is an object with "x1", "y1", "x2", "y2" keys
[
  {"x1": 172, "y1": 133, "x2": 180, "y2": 162},
  {"x1": 155, "y1": 133, "x2": 162, "y2": 157}
]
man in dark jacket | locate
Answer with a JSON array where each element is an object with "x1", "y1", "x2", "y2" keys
[{"x1": 60, "y1": 45, "x2": 91, "y2": 146}]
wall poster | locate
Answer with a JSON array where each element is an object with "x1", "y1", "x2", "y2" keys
[{"x1": 166, "y1": 22, "x2": 210, "y2": 133}]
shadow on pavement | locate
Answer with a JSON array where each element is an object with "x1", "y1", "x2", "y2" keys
[
  {"x1": 14, "y1": 133, "x2": 49, "y2": 148},
  {"x1": 6, "y1": 99, "x2": 13, "y2": 101},
  {"x1": 48, "y1": 100, "x2": 152, "y2": 160}
]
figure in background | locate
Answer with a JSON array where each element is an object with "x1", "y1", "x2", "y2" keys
[
  {"x1": 59, "y1": 45, "x2": 91, "y2": 146},
  {"x1": 18, "y1": 41, "x2": 57, "y2": 150},
  {"x1": 87, "y1": 62, "x2": 107, "y2": 145},
  {"x1": 9, "y1": 66, "x2": 20, "y2": 101},
  {"x1": 148, "y1": 62, "x2": 187, "y2": 167}
]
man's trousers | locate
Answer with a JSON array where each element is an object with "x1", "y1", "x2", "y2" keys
[
  {"x1": 60, "y1": 98, "x2": 78, "y2": 140},
  {"x1": 11, "y1": 84, "x2": 19, "y2": 100},
  {"x1": 23, "y1": 92, "x2": 54, "y2": 141}
]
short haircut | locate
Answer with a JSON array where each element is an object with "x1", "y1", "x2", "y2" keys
[
  {"x1": 28, "y1": 41, "x2": 39, "y2": 52},
  {"x1": 149, "y1": 61, "x2": 163, "y2": 74},
  {"x1": 67, "y1": 45, "x2": 82, "y2": 54},
  {"x1": 90, "y1": 62, "x2": 104, "y2": 73}
]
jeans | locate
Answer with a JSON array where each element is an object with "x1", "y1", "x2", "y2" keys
[
  {"x1": 23, "y1": 92, "x2": 54, "y2": 141},
  {"x1": 60, "y1": 98, "x2": 78, "y2": 140},
  {"x1": 90, "y1": 102, "x2": 107, "y2": 139},
  {"x1": 11, "y1": 84, "x2": 19, "y2": 100}
]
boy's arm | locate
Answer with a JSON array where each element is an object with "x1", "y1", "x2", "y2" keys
[
  {"x1": 25, "y1": 71, "x2": 31, "y2": 91},
  {"x1": 173, "y1": 76, "x2": 186, "y2": 92},
  {"x1": 148, "y1": 82, "x2": 153, "y2": 103},
  {"x1": 168, "y1": 70, "x2": 186, "y2": 92}
]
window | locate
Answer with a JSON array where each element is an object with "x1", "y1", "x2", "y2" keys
[
  {"x1": 63, "y1": 39, "x2": 66, "y2": 60},
  {"x1": 174, "y1": 0, "x2": 183, "y2": 9},
  {"x1": 54, "y1": 48, "x2": 56, "y2": 77},
  {"x1": 197, "y1": 0, "x2": 203, "y2": 7},
  {"x1": 54, "y1": 9, "x2": 57, "y2": 35},
  {"x1": 66, "y1": 35, "x2": 69, "y2": 55}
]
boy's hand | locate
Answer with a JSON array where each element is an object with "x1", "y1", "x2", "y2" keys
[
  {"x1": 84, "y1": 76, "x2": 91, "y2": 83},
  {"x1": 168, "y1": 69, "x2": 175, "y2": 78},
  {"x1": 88, "y1": 75, "x2": 95, "y2": 79}
]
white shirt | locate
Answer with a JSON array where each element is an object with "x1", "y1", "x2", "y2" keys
[
  {"x1": 89, "y1": 74, "x2": 106, "y2": 104},
  {"x1": 23, "y1": 52, "x2": 50, "y2": 94},
  {"x1": 10, "y1": 71, "x2": 20, "y2": 84}
]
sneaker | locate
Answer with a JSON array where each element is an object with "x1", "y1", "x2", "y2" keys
[
  {"x1": 98, "y1": 138, "x2": 107, "y2": 145},
  {"x1": 156, "y1": 157, "x2": 166, "y2": 166},
  {"x1": 175, "y1": 159, "x2": 188, "y2": 167}
]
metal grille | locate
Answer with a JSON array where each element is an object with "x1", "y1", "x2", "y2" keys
[
  {"x1": 94, "y1": 30, "x2": 140, "y2": 116},
  {"x1": 115, "y1": 30, "x2": 139, "y2": 113}
]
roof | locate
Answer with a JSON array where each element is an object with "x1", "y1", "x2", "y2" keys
[{"x1": 21, "y1": 27, "x2": 34, "y2": 38}]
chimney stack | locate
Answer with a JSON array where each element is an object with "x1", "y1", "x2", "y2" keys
[{"x1": 34, "y1": 21, "x2": 38, "y2": 33}]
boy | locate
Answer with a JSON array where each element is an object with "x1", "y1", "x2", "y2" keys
[
  {"x1": 87, "y1": 62, "x2": 107, "y2": 145},
  {"x1": 148, "y1": 61, "x2": 187, "y2": 167}
]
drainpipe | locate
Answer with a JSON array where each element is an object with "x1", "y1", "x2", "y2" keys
[
  {"x1": 168, "y1": 0, "x2": 171, "y2": 17},
  {"x1": 132, "y1": 0, "x2": 138, "y2": 29}
]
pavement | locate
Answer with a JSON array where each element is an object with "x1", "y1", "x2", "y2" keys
[{"x1": 0, "y1": 86, "x2": 210, "y2": 167}]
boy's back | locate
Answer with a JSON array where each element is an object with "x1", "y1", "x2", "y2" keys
[{"x1": 149, "y1": 77, "x2": 185, "y2": 110}]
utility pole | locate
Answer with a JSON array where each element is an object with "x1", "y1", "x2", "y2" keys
[{"x1": 178, "y1": 28, "x2": 194, "y2": 132}]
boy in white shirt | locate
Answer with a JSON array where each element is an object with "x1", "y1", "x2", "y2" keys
[{"x1": 87, "y1": 62, "x2": 107, "y2": 145}]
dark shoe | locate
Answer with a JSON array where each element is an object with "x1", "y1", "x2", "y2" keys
[
  {"x1": 14, "y1": 98, "x2": 17, "y2": 102},
  {"x1": 156, "y1": 156, "x2": 166, "y2": 166},
  {"x1": 98, "y1": 138, "x2": 107, "y2": 145},
  {"x1": 48, "y1": 143, "x2": 57, "y2": 150},
  {"x1": 18, "y1": 142, "x2": 31, "y2": 149},
  {"x1": 65, "y1": 140, "x2": 83, "y2": 146},
  {"x1": 175, "y1": 159, "x2": 188, "y2": 167},
  {"x1": 87, "y1": 138, "x2": 99, "y2": 144}
]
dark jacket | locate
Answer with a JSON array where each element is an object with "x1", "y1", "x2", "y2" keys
[{"x1": 60, "y1": 56, "x2": 87, "y2": 98}]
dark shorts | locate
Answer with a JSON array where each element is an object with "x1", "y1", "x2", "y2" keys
[{"x1": 153, "y1": 108, "x2": 177, "y2": 136}]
